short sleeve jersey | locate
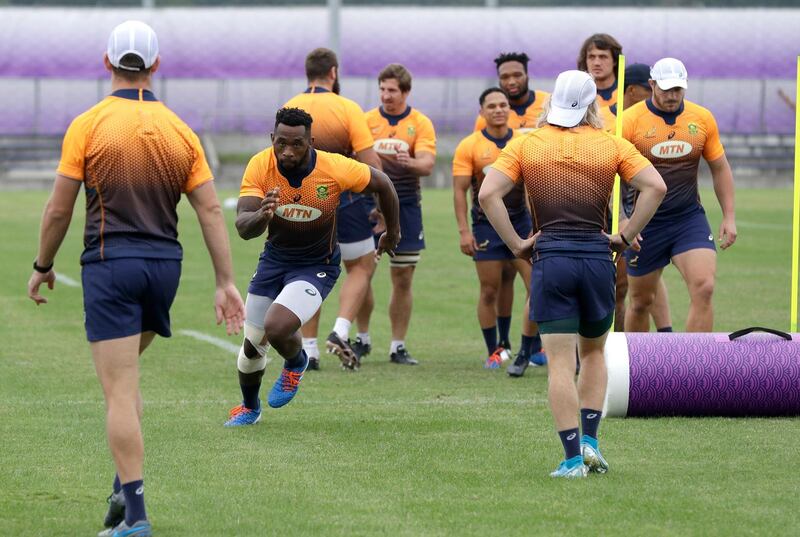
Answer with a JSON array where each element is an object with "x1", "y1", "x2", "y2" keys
[
  {"x1": 473, "y1": 90, "x2": 550, "y2": 133},
  {"x1": 491, "y1": 125, "x2": 651, "y2": 235},
  {"x1": 623, "y1": 99, "x2": 725, "y2": 221},
  {"x1": 240, "y1": 148, "x2": 371, "y2": 265},
  {"x1": 57, "y1": 89, "x2": 212, "y2": 264},
  {"x1": 365, "y1": 106, "x2": 436, "y2": 203},
  {"x1": 452, "y1": 128, "x2": 526, "y2": 223}
]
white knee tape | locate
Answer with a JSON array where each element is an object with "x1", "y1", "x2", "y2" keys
[
  {"x1": 237, "y1": 322, "x2": 269, "y2": 373},
  {"x1": 273, "y1": 280, "x2": 324, "y2": 325}
]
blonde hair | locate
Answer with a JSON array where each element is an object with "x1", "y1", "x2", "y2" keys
[{"x1": 536, "y1": 98, "x2": 604, "y2": 129}]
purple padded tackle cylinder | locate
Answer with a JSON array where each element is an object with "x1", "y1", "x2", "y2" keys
[{"x1": 603, "y1": 331, "x2": 800, "y2": 417}]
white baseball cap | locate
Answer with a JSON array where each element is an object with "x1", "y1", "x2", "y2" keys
[
  {"x1": 107, "y1": 20, "x2": 159, "y2": 71},
  {"x1": 546, "y1": 70, "x2": 597, "y2": 128},
  {"x1": 650, "y1": 58, "x2": 688, "y2": 90}
]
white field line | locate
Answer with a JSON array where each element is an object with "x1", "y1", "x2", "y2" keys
[
  {"x1": 178, "y1": 329, "x2": 240, "y2": 354},
  {"x1": 0, "y1": 397, "x2": 546, "y2": 407},
  {"x1": 736, "y1": 220, "x2": 789, "y2": 231},
  {"x1": 55, "y1": 272, "x2": 80, "y2": 287}
]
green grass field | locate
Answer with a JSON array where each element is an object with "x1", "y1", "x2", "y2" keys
[{"x1": 1, "y1": 187, "x2": 798, "y2": 536}]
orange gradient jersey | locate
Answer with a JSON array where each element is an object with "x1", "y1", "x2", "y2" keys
[
  {"x1": 57, "y1": 89, "x2": 212, "y2": 264},
  {"x1": 240, "y1": 148, "x2": 371, "y2": 264},
  {"x1": 473, "y1": 90, "x2": 550, "y2": 133},
  {"x1": 284, "y1": 88, "x2": 374, "y2": 156},
  {"x1": 623, "y1": 99, "x2": 725, "y2": 221},
  {"x1": 492, "y1": 125, "x2": 651, "y2": 235},
  {"x1": 365, "y1": 106, "x2": 436, "y2": 202},
  {"x1": 452, "y1": 129, "x2": 526, "y2": 223}
]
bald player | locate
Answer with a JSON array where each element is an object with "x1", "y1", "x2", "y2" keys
[
  {"x1": 578, "y1": 33, "x2": 623, "y2": 108},
  {"x1": 281, "y1": 48, "x2": 382, "y2": 370},
  {"x1": 225, "y1": 108, "x2": 399, "y2": 427},
  {"x1": 623, "y1": 58, "x2": 737, "y2": 332},
  {"x1": 601, "y1": 63, "x2": 673, "y2": 333}
]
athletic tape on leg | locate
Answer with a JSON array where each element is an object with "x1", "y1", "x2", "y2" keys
[{"x1": 238, "y1": 323, "x2": 269, "y2": 372}]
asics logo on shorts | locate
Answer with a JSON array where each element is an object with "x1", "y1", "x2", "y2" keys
[
  {"x1": 317, "y1": 272, "x2": 326, "y2": 278},
  {"x1": 566, "y1": 433, "x2": 577, "y2": 441},
  {"x1": 476, "y1": 239, "x2": 490, "y2": 251},
  {"x1": 628, "y1": 255, "x2": 639, "y2": 267},
  {"x1": 305, "y1": 288, "x2": 318, "y2": 296},
  {"x1": 708, "y1": 234, "x2": 713, "y2": 241}
]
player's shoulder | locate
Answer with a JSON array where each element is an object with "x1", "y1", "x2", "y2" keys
[
  {"x1": 623, "y1": 100, "x2": 650, "y2": 120},
  {"x1": 315, "y1": 147, "x2": 358, "y2": 167},
  {"x1": 455, "y1": 130, "x2": 480, "y2": 152},
  {"x1": 68, "y1": 97, "x2": 115, "y2": 132},
  {"x1": 246, "y1": 146, "x2": 275, "y2": 170},
  {"x1": 534, "y1": 89, "x2": 551, "y2": 100},
  {"x1": 409, "y1": 107, "x2": 434, "y2": 127},
  {"x1": 682, "y1": 100, "x2": 716, "y2": 123},
  {"x1": 364, "y1": 107, "x2": 382, "y2": 121}
]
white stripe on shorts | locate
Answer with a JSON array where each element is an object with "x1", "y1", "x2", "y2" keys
[{"x1": 340, "y1": 236, "x2": 375, "y2": 261}]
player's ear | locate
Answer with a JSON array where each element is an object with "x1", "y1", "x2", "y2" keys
[
  {"x1": 150, "y1": 56, "x2": 160, "y2": 75},
  {"x1": 103, "y1": 53, "x2": 113, "y2": 73},
  {"x1": 270, "y1": 133, "x2": 275, "y2": 144},
  {"x1": 329, "y1": 66, "x2": 337, "y2": 81}
]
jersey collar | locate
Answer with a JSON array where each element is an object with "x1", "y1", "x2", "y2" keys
[
  {"x1": 277, "y1": 148, "x2": 317, "y2": 188},
  {"x1": 510, "y1": 90, "x2": 536, "y2": 117},
  {"x1": 609, "y1": 103, "x2": 618, "y2": 116},
  {"x1": 597, "y1": 79, "x2": 618, "y2": 102},
  {"x1": 304, "y1": 86, "x2": 331, "y2": 94},
  {"x1": 379, "y1": 106, "x2": 412, "y2": 126},
  {"x1": 111, "y1": 89, "x2": 158, "y2": 102},
  {"x1": 480, "y1": 128, "x2": 514, "y2": 149},
  {"x1": 646, "y1": 98, "x2": 684, "y2": 126}
]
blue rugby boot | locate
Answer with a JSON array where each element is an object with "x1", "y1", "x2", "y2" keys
[
  {"x1": 529, "y1": 348, "x2": 548, "y2": 367},
  {"x1": 581, "y1": 435, "x2": 609, "y2": 474},
  {"x1": 224, "y1": 402, "x2": 262, "y2": 427},
  {"x1": 268, "y1": 351, "x2": 309, "y2": 408},
  {"x1": 97, "y1": 519, "x2": 152, "y2": 537},
  {"x1": 549, "y1": 455, "x2": 588, "y2": 478}
]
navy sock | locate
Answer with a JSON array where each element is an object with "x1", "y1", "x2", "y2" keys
[
  {"x1": 531, "y1": 332, "x2": 542, "y2": 351},
  {"x1": 284, "y1": 349, "x2": 307, "y2": 370},
  {"x1": 497, "y1": 316, "x2": 511, "y2": 345},
  {"x1": 113, "y1": 474, "x2": 121, "y2": 494},
  {"x1": 121, "y1": 479, "x2": 147, "y2": 525},
  {"x1": 580, "y1": 408, "x2": 602, "y2": 440},
  {"x1": 481, "y1": 326, "x2": 497, "y2": 355},
  {"x1": 240, "y1": 382, "x2": 261, "y2": 410},
  {"x1": 657, "y1": 326, "x2": 673, "y2": 333},
  {"x1": 519, "y1": 335, "x2": 535, "y2": 357},
  {"x1": 558, "y1": 428, "x2": 581, "y2": 460}
]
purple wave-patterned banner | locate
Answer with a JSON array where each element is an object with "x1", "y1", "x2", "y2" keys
[
  {"x1": 0, "y1": 7, "x2": 798, "y2": 79},
  {"x1": 626, "y1": 332, "x2": 800, "y2": 417}
]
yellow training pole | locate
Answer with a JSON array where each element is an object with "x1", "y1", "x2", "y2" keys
[
  {"x1": 610, "y1": 55, "x2": 626, "y2": 333},
  {"x1": 791, "y1": 56, "x2": 800, "y2": 332},
  {"x1": 611, "y1": 54, "x2": 626, "y2": 236}
]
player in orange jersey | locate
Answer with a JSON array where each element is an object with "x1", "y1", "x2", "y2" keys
[
  {"x1": 453, "y1": 87, "x2": 544, "y2": 376},
  {"x1": 578, "y1": 33, "x2": 623, "y2": 108},
  {"x1": 623, "y1": 58, "x2": 737, "y2": 332},
  {"x1": 26, "y1": 21, "x2": 245, "y2": 536},
  {"x1": 601, "y1": 63, "x2": 673, "y2": 333},
  {"x1": 355, "y1": 64, "x2": 436, "y2": 365},
  {"x1": 479, "y1": 70, "x2": 665, "y2": 478},
  {"x1": 280, "y1": 48, "x2": 383, "y2": 371},
  {"x1": 225, "y1": 108, "x2": 399, "y2": 426}
]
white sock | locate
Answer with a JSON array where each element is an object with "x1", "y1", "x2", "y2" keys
[
  {"x1": 390, "y1": 340, "x2": 405, "y2": 354},
  {"x1": 302, "y1": 337, "x2": 319, "y2": 359},
  {"x1": 333, "y1": 317, "x2": 351, "y2": 340},
  {"x1": 356, "y1": 332, "x2": 371, "y2": 345}
]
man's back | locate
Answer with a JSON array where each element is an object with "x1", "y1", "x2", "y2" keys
[{"x1": 58, "y1": 89, "x2": 211, "y2": 263}]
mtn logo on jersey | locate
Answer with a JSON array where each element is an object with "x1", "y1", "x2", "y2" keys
[
  {"x1": 374, "y1": 138, "x2": 410, "y2": 155},
  {"x1": 276, "y1": 204, "x2": 322, "y2": 222},
  {"x1": 651, "y1": 140, "x2": 692, "y2": 159}
]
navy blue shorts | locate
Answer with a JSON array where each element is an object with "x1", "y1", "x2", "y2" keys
[
  {"x1": 396, "y1": 200, "x2": 425, "y2": 252},
  {"x1": 473, "y1": 213, "x2": 532, "y2": 262},
  {"x1": 82, "y1": 258, "x2": 181, "y2": 342},
  {"x1": 337, "y1": 199, "x2": 374, "y2": 244},
  {"x1": 248, "y1": 257, "x2": 341, "y2": 300},
  {"x1": 530, "y1": 256, "x2": 615, "y2": 323},
  {"x1": 625, "y1": 208, "x2": 716, "y2": 276}
]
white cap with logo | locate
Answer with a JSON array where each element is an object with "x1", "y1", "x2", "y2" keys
[
  {"x1": 546, "y1": 70, "x2": 597, "y2": 128},
  {"x1": 650, "y1": 58, "x2": 688, "y2": 90},
  {"x1": 107, "y1": 20, "x2": 159, "y2": 72}
]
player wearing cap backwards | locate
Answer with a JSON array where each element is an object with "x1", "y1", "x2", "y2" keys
[
  {"x1": 452, "y1": 87, "x2": 544, "y2": 375},
  {"x1": 623, "y1": 58, "x2": 737, "y2": 332},
  {"x1": 479, "y1": 70, "x2": 666, "y2": 477},
  {"x1": 353, "y1": 64, "x2": 435, "y2": 365},
  {"x1": 473, "y1": 52, "x2": 549, "y2": 365},
  {"x1": 224, "y1": 107, "x2": 399, "y2": 426},
  {"x1": 600, "y1": 63, "x2": 674, "y2": 333},
  {"x1": 268, "y1": 48, "x2": 383, "y2": 371},
  {"x1": 578, "y1": 33, "x2": 623, "y2": 107},
  {"x1": 26, "y1": 21, "x2": 246, "y2": 536}
]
